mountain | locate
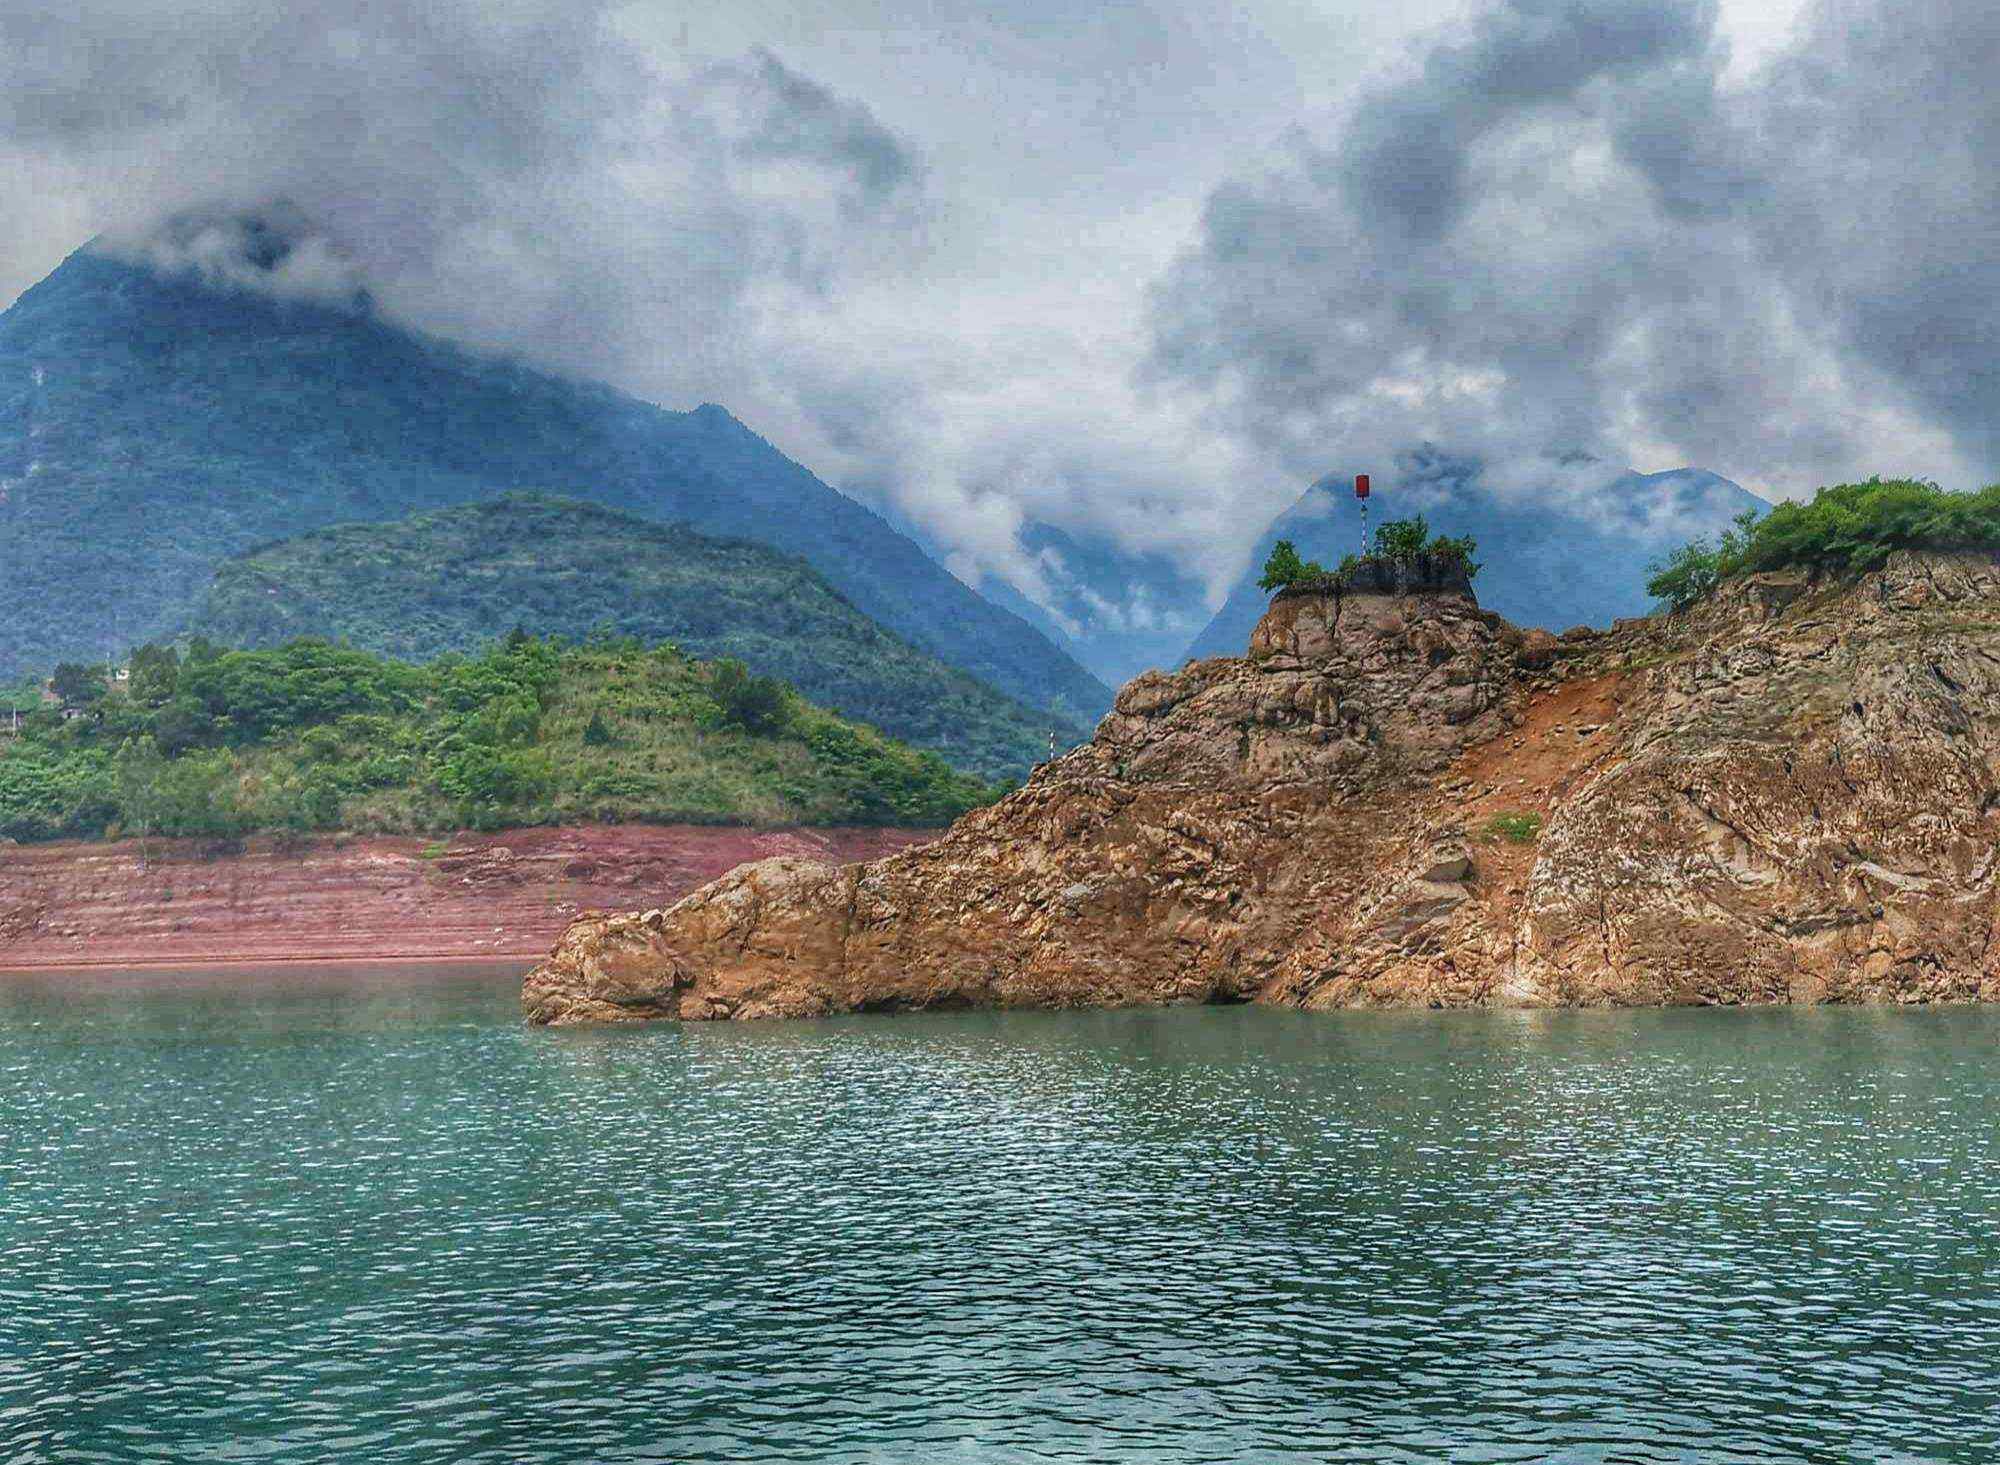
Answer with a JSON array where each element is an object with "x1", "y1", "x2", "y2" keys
[
  {"x1": 1185, "y1": 456, "x2": 1766, "y2": 663},
  {"x1": 185, "y1": 495, "x2": 1084, "y2": 781},
  {"x1": 0, "y1": 242, "x2": 1111, "y2": 723},
  {"x1": 968, "y1": 520, "x2": 1215, "y2": 689}
]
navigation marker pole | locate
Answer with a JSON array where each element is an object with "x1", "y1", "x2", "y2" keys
[{"x1": 1355, "y1": 473, "x2": 1371, "y2": 557}]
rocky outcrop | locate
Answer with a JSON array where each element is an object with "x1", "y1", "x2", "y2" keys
[{"x1": 523, "y1": 552, "x2": 2000, "y2": 1023}]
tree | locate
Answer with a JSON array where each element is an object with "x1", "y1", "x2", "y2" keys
[
  {"x1": 127, "y1": 643, "x2": 181, "y2": 705},
  {"x1": 49, "y1": 662, "x2": 107, "y2": 709},
  {"x1": 582, "y1": 710, "x2": 614, "y2": 747},
  {"x1": 1645, "y1": 539, "x2": 1722, "y2": 612},
  {"x1": 149, "y1": 752, "x2": 247, "y2": 840},
  {"x1": 1257, "y1": 540, "x2": 1327, "y2": 591},
  {"x1": 1373, "y1": 516, "x2": 1432, "y2": 562},
  {"x1": 709, "y1": 659, "x2": 790, "y2": 733},
  {"x1": 114, "y1": 735, "x2": 168, "y2": 866},
  {"x1": 1647, "y1": 507, "x2": 1760, "y2": 611}
]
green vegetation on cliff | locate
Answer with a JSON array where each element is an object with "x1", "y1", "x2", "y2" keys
[
  {"x1": 1258, "y1": 517, "x2": 1480, "y2": 593},
  {"x1": 0, "y1": 636, "x2": 999, "y2": 844},
  {"x1": 186, "y1": 495, "x2": 1082, "y2": 781},
  {"x1": 1648, "y1": 480, "x2": 2000, "y2": 611}
]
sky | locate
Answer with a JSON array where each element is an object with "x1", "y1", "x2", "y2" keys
[{"x1": 3, "y1": 0, "x2": 1993, "y2": 641}]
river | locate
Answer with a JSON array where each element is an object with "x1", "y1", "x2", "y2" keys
[{"x1": 2, "y1": 965, "x2": 1995, "y2": 1462}]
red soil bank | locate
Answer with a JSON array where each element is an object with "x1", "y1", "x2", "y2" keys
[{"x1": 0, "y1": 824, "x2": 933, "y2": 971}]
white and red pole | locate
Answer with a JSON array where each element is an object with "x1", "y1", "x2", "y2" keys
[{"x1": 1355, "y1": 474, "x2": 1371, "y2": 556}]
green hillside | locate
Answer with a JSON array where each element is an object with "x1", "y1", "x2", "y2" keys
[
  {"x1": 0, "y1": 241, "x2": 1112, "y2": 725},
  {"x1": 0, "y1": 635, "x2": 999, "y2": 845},
  {"x1": 185, "y1": 495, "x2": 1082, "y2": 781}
]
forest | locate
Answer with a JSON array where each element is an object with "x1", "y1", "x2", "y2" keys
[{"x1": 0, "y1": 633, "x2": 1002, "y2": 844}]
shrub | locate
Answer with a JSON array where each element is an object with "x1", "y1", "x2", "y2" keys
[
  {"x1": 1258, "y1": 540, "x2": 1328, "y2": 592},
  {"x1": 1428, "y1": 532, "x2": 1480, "y2": 576},
  {"x1": 1647, "y1": 480, "x2": 2000, "y2": 611},
  {"x1": 709, "y1": 659, "x2": 791, "y2": 734},
  {"x1": 298, "y1": 726, "x2": 344, "y2": 764},
  {"x1": 1374, "y1": 517, "x2": 1430, "y2": 562},
  {"x1": 1369, "y1": 516, "x2": 1481, "y2": 578}
]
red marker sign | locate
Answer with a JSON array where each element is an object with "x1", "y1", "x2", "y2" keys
[{"x1": 1355, "y1": 474, "x2": 1371, "y2": 500}]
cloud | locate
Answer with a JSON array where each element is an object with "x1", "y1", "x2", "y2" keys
[
  {"x1": 1751, "y1": 0, "x2": 2000, "y2": 476},
  {"x1": 116, "y1": 206, "x2": 371, "y2": 309},
  {"x1": 0, "y1": 0, "x2": 925, "y2": 406},
  {"x1": 5, "y1": 0, "x2": 2000, "y2": 671},
  {"x1": 1146, "y1": 0, "x2": 1992, "y2": 514},
  {"x1": 0, "y1": 0, "x2": 1310, "y2": 660}
]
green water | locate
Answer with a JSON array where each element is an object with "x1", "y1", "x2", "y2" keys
[{"x1": 1, "y1": 966, "x2": 1996, "y2": 1463}]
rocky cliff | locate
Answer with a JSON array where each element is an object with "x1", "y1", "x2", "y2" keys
[{"x1": 523, "y1": 551, "x2": 2000, "y2": 1023}]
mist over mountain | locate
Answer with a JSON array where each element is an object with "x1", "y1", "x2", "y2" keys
[
  {"x1": 1184, "y1": 457, "x2": 1764, "y2": 665},
  {"x1": 0, "y1": 242, "x2": 1111, "y2": 723},
  {"x1": 953, "y1": 520, "x2": 1213, "y2": 690}
]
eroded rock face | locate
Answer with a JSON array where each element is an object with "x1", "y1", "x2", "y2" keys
[{"x1": 523, "y1": 553, "x2": 2000, "y2": 1023}]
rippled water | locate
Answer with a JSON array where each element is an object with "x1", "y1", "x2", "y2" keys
[{"x1": 2, "y1": 967, "x2": 1997, "y2": 1463}]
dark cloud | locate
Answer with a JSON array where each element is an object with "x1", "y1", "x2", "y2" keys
[
  {"x1": 0, "y1": 0, "x2": 924, "y2": 386},
  {"x1": 1147, "y1": 0, "x2": 1990, "y2": 508},
  {"x1": 1753, "y1": 0, "x2": 2000, "y2": 474},
  {"x1": 724, "y1": 49, "x2": 920, "y2": 214},
  {"x1": 1340, "y1": 0, "x2": 1718, "y2": 240}
]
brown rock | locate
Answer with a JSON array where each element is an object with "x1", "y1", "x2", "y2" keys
[{"x1": 523, "y1": 550, "x2": 2000, "y2": 1023}]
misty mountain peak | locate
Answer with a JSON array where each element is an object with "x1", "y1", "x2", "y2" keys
[{"x1": 95, "y1": 202, "x2": 375, "y2": 314}]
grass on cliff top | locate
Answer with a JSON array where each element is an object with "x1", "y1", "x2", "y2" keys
[
  {"x1": 1483, "y1": 811, "x2": 1542, "y2": 844},
  {"x1": 0, "y1": 635, "x2": 1004, "y2": 845},
  {"x1": 1648, "y1": 479, "x2": 2000, "y2": 611}
]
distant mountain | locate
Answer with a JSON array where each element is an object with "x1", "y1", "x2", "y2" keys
[
  {"x1": 187, "y1": 495, "x2": 1085, "y2": 781},
  {"x1": 969, "y1": 520, "x2": 1214, "y2": 689},
  {"x1": 0, "y1": 242, "x2": 1111, "y2": 725},
  {"x1": 1185, "y1": 455, "x2": 1766, "y2": 663}
]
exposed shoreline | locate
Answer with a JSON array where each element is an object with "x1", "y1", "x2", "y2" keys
[
  {"x1": 0, "y1": 822, "x2": 935, "y2": 973},
  {"x1": 0, "y1": 951, "x2": 544, "y2": 975}
]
